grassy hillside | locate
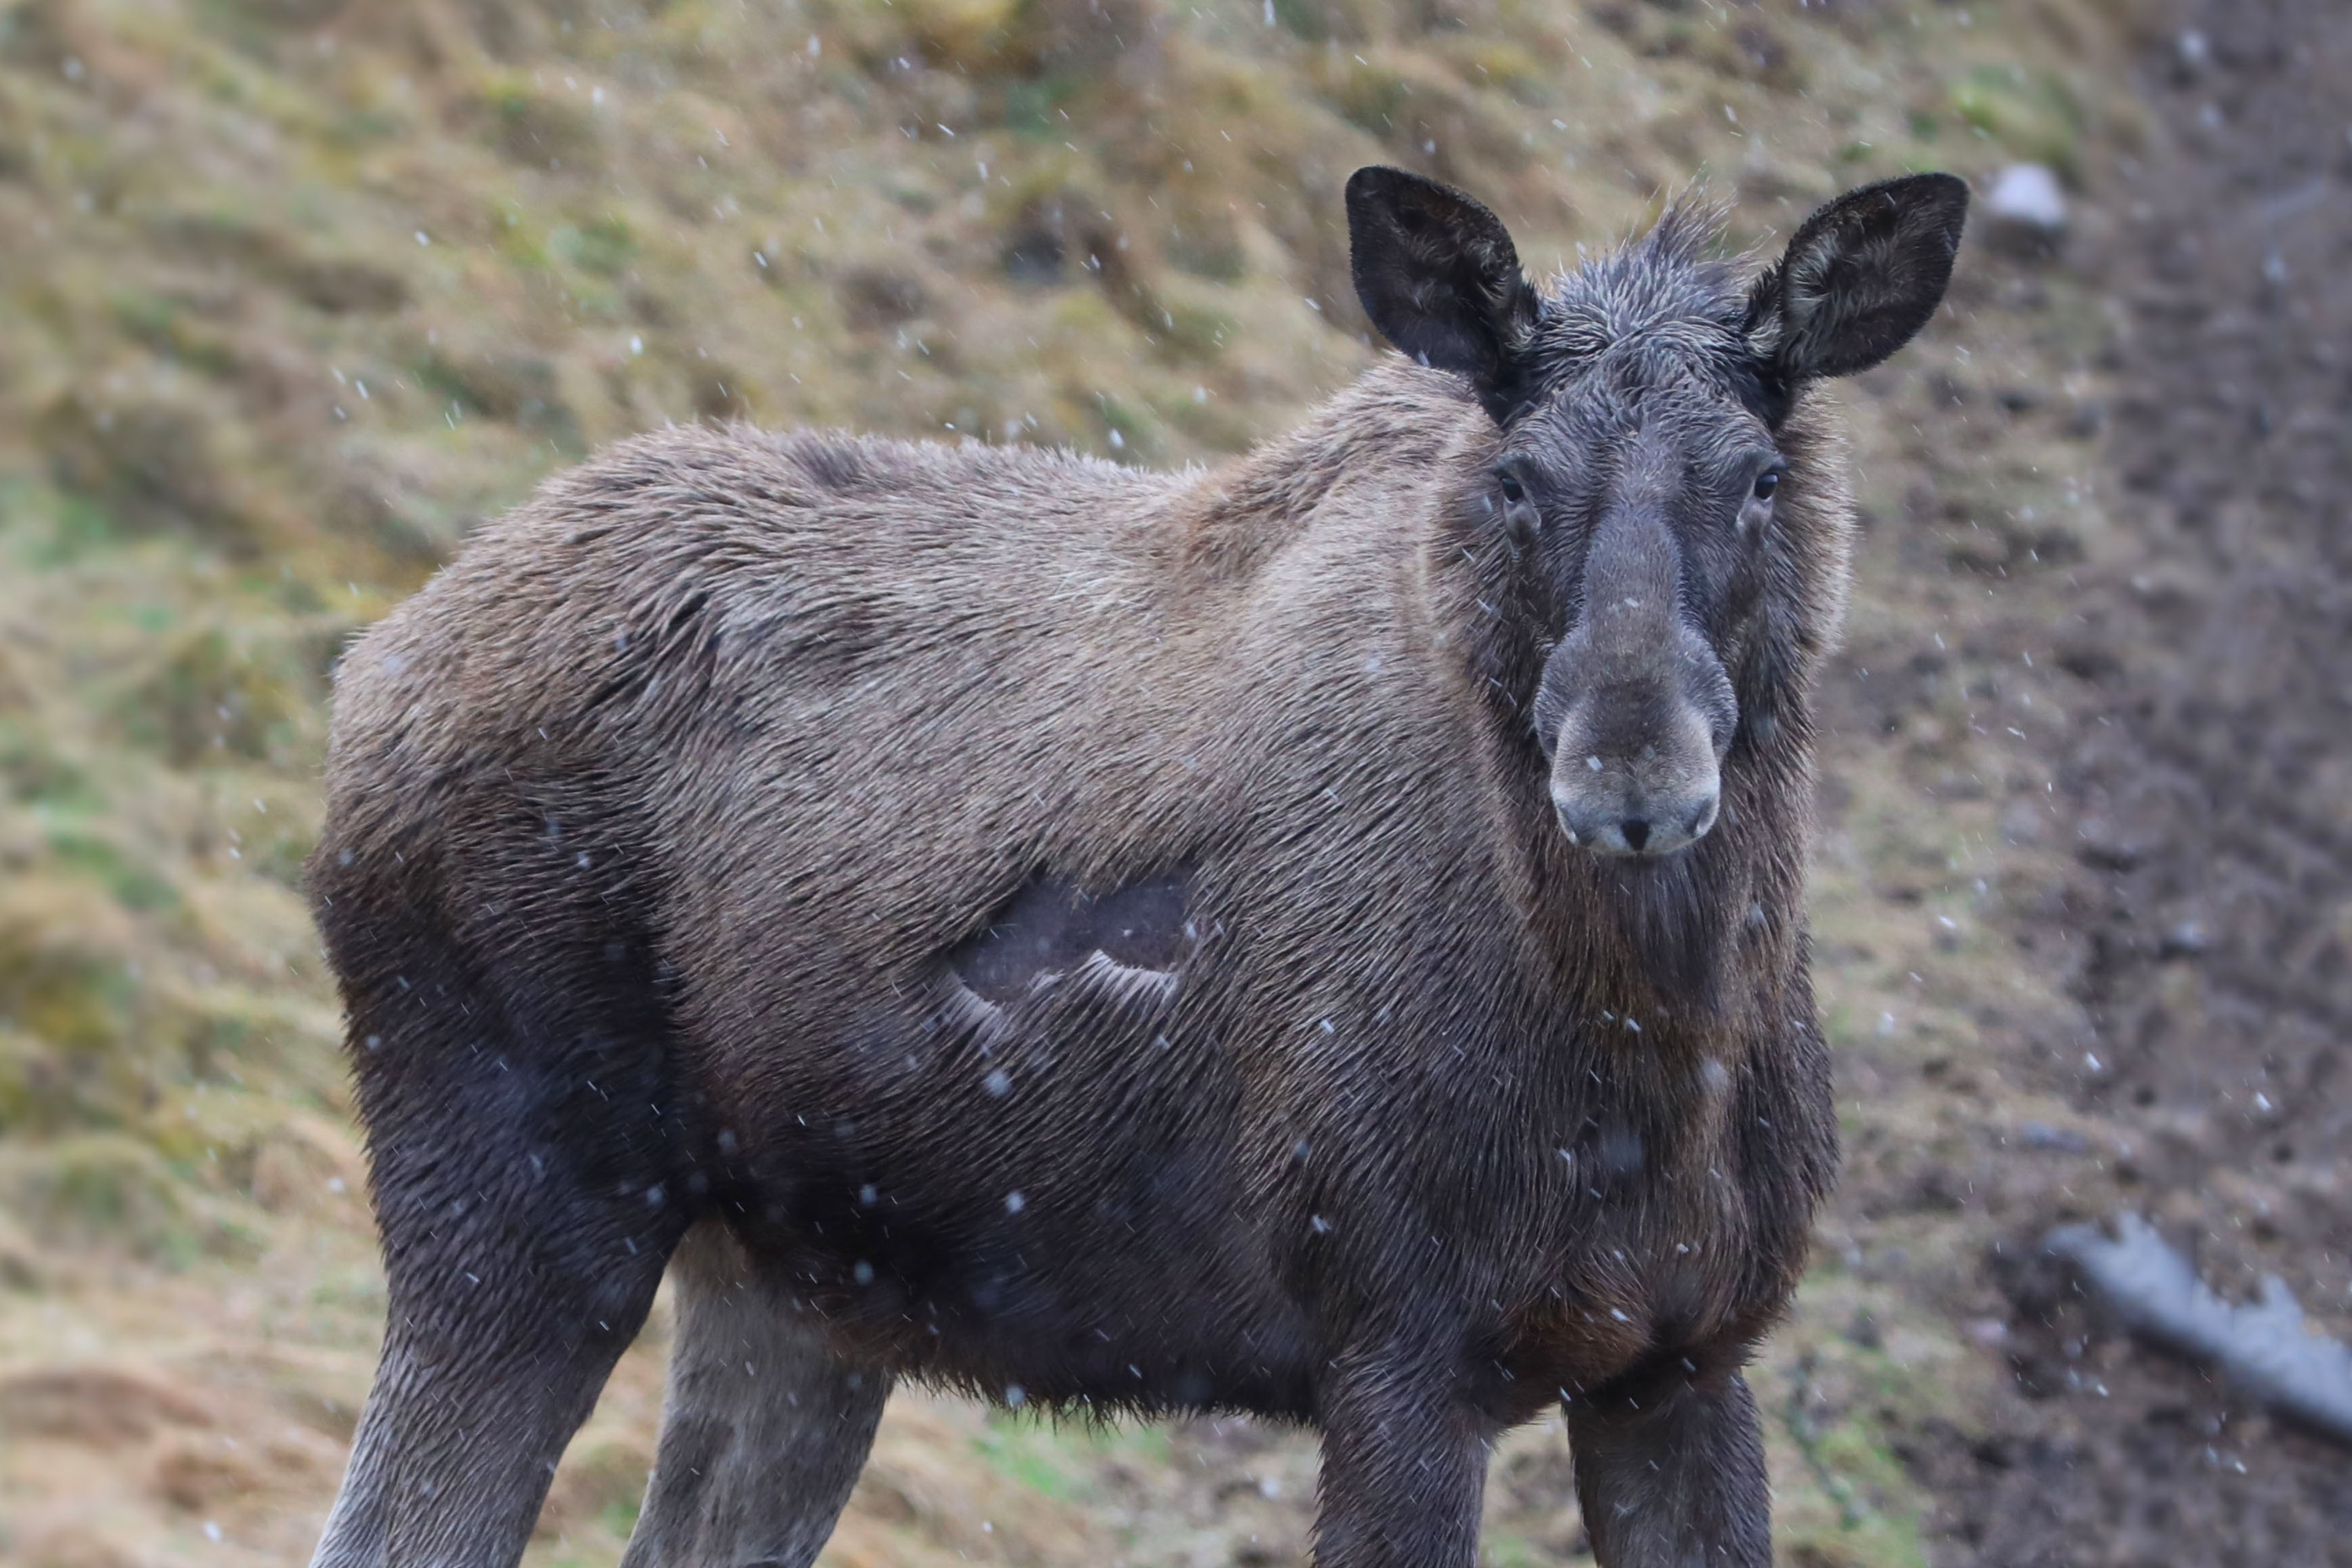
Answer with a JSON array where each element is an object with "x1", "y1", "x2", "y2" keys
[{"x1": 0, "y1": 0, "x2": 2151, "y2": 1562}]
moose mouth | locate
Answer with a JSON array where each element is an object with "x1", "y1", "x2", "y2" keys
[{"x1": 1550, "y1": 779, "x2": 1720, "y2": 858}]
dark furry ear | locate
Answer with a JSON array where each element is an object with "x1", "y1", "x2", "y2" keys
[
  {"x1": 1346, "y1": 166, "x2": 1541, "y2": 423},
  {"x1": 1745, "y1": 173, "x2": 1969, "y2": 383}
]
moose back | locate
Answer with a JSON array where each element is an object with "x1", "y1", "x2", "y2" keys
[{"x1": 306, "y1": 166, "x2": 1965, "y2": 1568}]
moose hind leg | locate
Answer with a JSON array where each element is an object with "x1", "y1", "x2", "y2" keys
[
  {"x1": 315, "y1": 1240, "x2": 670, "y2": 1568},
  {"x1": 312, "y1": 1096, "x2": 684, "y2": 1567},
  {"x1": 621, "y1": 1224, "x2": 891, "y2": 1568},
  {"x1": 308, "y1": 900, "x2": 691, "y2": 1566}
]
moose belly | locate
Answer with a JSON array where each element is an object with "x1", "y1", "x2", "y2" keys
[{"x1": 724, "y1": 1141, "x2": 1323, "y2": 1418}]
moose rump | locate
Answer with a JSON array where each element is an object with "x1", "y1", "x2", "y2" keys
[{"x1": 306, "y1": 165, "x2": 1965, "y2": 1568}]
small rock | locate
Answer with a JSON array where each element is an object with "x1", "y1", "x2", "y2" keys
[
  {"x1": 1964, "y1": 1316, "x2": 2012, "y2": 1348},
  {"x1": 2046, "y1": 1214, "x2": 2352, "y2": 1446},
  {"x1": 2019, "y1": 1120, "x2": 2092, "y2": 1155},
  {"x1": 2158, "y1": 919, "x2": 2210, "y2": 960},
  {"x1": 2074, "y1": 818, "x2": 2145, "y2": 872},
  {"x1": 1985, "y1": 164, "x2": 2067, "y2": 257}
]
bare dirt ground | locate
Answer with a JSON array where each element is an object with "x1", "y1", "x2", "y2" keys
[{"x1": 1842, "y1": 1, "x2": 2352, "y2": 1560}]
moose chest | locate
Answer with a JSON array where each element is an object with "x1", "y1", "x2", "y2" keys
[{"x1": 1470, "y1": 1047, "x2": 1820, "y2": 1418}]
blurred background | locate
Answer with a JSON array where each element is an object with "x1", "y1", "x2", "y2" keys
[{"x1": 1, "y1": 0, "x2": 2347, "y2": 1562}]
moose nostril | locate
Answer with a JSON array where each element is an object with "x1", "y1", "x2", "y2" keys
[{"x1": 1621, "y1": 818, "x2": 1650, "y2": 853}]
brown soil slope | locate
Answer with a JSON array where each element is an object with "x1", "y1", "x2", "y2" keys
[{"x1": 1916, "y1": 2, "x2": 2352, "y2": 1563}]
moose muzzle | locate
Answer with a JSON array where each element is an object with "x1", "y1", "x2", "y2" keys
[
  {"x1": 1533, "y1": 507, "x2": 1737, "y2": 859},
  {"x1": 1543, "y1": 663, "x2": 1728, "y2": 856}
]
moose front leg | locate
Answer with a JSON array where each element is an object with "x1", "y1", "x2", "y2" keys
[
  {"x1": 1312, "y1": 1347, "x2": 1490, "y2": 1568},
  {"x1": 1565, "y1": 1349, "x2": 1770, "y2": 1568}
]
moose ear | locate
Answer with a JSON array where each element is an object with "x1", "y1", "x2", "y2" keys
[
  {"x1": 1744, "y1": 172, "x2": 1969, "y2": 383},
  {"x1": 1346, "y1": 166, "x2": 1541, "y2": 423}
]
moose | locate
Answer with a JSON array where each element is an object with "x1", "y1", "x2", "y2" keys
[{"x1": 306, "y1": 165, "x2": 1965, "y2": 1567}]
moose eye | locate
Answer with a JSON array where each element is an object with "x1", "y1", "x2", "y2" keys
[
  {"x1": 1751, "y1": 469, "x2": 1781, "y2": 502},
  {"x1": 1494, "y1": 468, "x2": 1540, "y2": 543}
]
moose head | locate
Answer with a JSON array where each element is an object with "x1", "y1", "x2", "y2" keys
[{"x1": 1348, "y1": 166, "x2": 1967, "y2": 858}]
